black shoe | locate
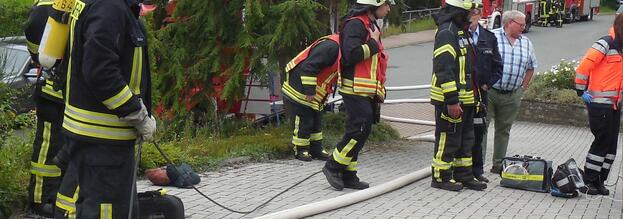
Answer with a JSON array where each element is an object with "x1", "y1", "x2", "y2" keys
[
  {"x1": 31, "y1": 203, "x2": 54, "y2": 218},
  {"x1": 490, "y1": 166, "x2": 502, "y2": 174},
  {"x1": 310, "y1": 148, "x2": 330, "y2": 161},
  {"x1": 294, "y1": 147, "x2": 312, "y2": 161},
  {"x1": 431, "y1": 179, "x2": 463, "y2": 191},
  {"x1": 579, "y1": 183, "x2": 600, "y2": 195},
  {"x1": 459, "y1": 179, "x2": 487, "y2": 190},
  {"x1": 344, "y1": 179, "x2": 369, "y2": 190},
  {"x1": 475, "y1": 174, "x2": 490, "y2": 183},
  {"x1": 595, "y1": 181, "x2": 610, "y2": 196},
  {"x1": 322, "y1": 166, "x2": 344, "y2": 191}
]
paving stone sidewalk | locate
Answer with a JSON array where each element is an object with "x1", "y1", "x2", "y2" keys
[{"x1": 137, "y1": 121, "x2": 622, "y2": 219}]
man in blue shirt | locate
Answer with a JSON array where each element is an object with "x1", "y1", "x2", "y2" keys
[
  {"x1": 468, "y1": 8, "x2": 502, "y2": 182},
  {"x1": 488, "y1": 10, "x2": 538, "y2": 174}
]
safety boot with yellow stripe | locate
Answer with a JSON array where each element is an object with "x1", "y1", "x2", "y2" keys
[
  {"x1": 431, "y1": 179, "x2": 463, "y2": 191},
  {"x1": 293, "y1": 146, "x2": 312, "y2": 161}
]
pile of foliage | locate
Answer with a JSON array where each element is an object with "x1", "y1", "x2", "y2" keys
[{"x1": 524, "y1": 60, "x2": 583, "y2": 105}]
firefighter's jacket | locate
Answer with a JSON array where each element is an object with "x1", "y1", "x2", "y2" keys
[
  {"x1": 575, "y1": 28, "x2": 623, "y2": 108},
  {"x1": 62, "y1": 0, "x2": 152, "y2": 146},
  {"x1": 24, "y1": 0, "x2": 64, "y2": 103},
  {"x1": 338, "y1": 14, "x2": 388, "y2": 98},
  {"x1": 430, "y1": 6, "x2": 476, "y2": 106},
  {"x1": 282, "y1": 35, "x2": 340, "y2": 111}
]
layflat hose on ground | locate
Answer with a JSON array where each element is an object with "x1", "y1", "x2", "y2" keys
[{"x1": 255, "y1": 168, "x2": 431, "y2": 219}]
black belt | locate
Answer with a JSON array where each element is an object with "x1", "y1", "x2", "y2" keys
[{"x1": 492, "y1": 88, "x2": 516, "y2": 94}]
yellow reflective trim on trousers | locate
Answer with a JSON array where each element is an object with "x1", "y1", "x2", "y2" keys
[
  {"x1": 63, "y1": 116, "x2": 137, "y2": 140},
  {"x1": 459, "y1": 56, "x2": 466, "y2": 85},
  {"x1": 432, "y1": 159, "x2": 451, "y2": 169},
  {"x1": 26, "y1": 39, "x2": 39, "y2": 54},
  {"x1": 33, "y1": 121, "x2": 52, "y2": 203},
  {"x1": 433, "y1": 132, "x2": 447, "y2": 178},
  {"x1": 433, "y1": 44, "x2": 456, "y2": 58},
  {"x1": 362, "y1": 44, "x2": 370, "y2": 59},
  {"x1": 56, "y1": 187, "x2": 79, "y2": 216},
  {"x1": 293, "y1": 115, "x2": 300, "y2": 136},
  {"x1": 501, "y1": 172, "x2": 544, "y2": 181},
  {"x1": 129, "y1": 47, "x2": 142, "y2": 95},
  {"x1": 310, "y1": 132, "x2": 322, "y2": 141},
  {"x1": 452, "y1": 157, "x2": 472, "y2": 167},
  {"x1": 65, "y1": 104, "x2": 132, "y2": 127},
  {"x1": 100, "y1": 203, "x2": 112, "y2": 219},
  {"x1": 333, "y1": 139, "x2": 357, "y2": 165},
  {"x1": 30, "y1": 162, "x2": 61, "y2": 177},
  {"x1": 301, "y1": 76, "x2": 317, "y2": 85},
  {"x1": 346, "y1": 161, "x2": 358, "y2": 171},
  {"x1": 292, "y1": 137, "x2": 310, "y2": 146},
  {"x1": 102, "y1": 85, "x2": 133, "y2": 110}
]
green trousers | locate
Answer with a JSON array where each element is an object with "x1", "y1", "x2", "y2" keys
[{"x1": 486, "y1": 88, "x2": 523, "y2": 168}]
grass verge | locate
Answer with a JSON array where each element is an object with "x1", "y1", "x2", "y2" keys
[{"x1": 384, "y1": 18, "x2": 436, "y2": 37}]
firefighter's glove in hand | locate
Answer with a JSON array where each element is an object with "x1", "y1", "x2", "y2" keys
[
  {"x1": 121, "y1": 101, "x2": 156, "y2": 142},
  {"x1": 581, "y1": 92, "x2": 592, "y2": 103}
]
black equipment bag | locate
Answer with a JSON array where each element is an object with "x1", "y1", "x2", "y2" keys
[
  {"x1": 500, "y1": 155, "x2": 553, "y2": 193},
  {"x1": 138, "y1": 189, "x2": 184, "y2": 219}
]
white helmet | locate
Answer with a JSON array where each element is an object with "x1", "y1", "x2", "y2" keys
[
  {"x1": 356, "y1": 0, "x2": 396, "y2": 6},
  {"x1": 445, "y1": 0, "x2": 482, "y2": 10}
]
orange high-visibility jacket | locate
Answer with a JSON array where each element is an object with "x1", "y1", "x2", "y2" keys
[
  {"x1": 282, "y1": 34, "x2": 341, "y2": 111},
  {"x1": 339, "y1": 14, "x2": 388, "y2": 98},
  {"x1": 576, "y1": 28, "x2": 623, "y2": 108}
]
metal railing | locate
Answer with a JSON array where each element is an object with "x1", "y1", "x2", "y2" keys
[
  {"x1": 402, "y1": 7, "x2": 440, "y2": 23},
  {"x1": 381, "y1": 85, "x2": 434, "y2": 126}
]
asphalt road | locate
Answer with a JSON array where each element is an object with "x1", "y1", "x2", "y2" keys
[{"x1": 384, "y1": 14, "x2": 613, "y2": 100}]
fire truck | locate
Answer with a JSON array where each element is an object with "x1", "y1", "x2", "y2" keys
[
  {"x1": 478, "y1": 0, "x2": 538, "y2": 31},
  {"x1": 564, "y1": 0, "x2": 600, "y2": 22}
]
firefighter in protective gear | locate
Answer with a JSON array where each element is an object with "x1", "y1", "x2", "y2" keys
[
  {"x1": 57, "y1": 0, "x2": 155, "y2": 217},
  {"x1": 574, "y1": 16, "x2": 623, "y2": 196},
  {"x1": 282, "y1": 35, "x2": 340, "y2": 161},
  {"x1": 23, "y1": 1, "x2": 77, "y2": 217},
  {"x1": 322, "y1": 0, "x2": 392, "y2": 191},
  {"x1": 429, "y1": 0, "x2": 487, "y2": 191}
]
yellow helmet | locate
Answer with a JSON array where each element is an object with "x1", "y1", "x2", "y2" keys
[
  {"x1": 356, "y1": 0, "x2": 396, "y2": 6},
  {"x1": 445, "y1": 0, "x2": 482, "y2": 10}
]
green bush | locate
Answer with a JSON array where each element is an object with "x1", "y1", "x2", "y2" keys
[
  {"x1": 0, "y1": 0, "x2": 32, "y2": 37},
  {"x1": 0, "y1": 130, "x2": 34, "y2": 217},
  {"x1": 524, "y1": 60, "x2": 584, "y2": 105}
]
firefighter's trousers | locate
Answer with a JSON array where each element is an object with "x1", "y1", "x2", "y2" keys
[
  {"x1": 432, "y1": 105, "x2": 475, "y2": 182},
  {"x1": 472, "y1": 115, "x2": 487, "y2": 176},
  {"x1": 290, "y1": 100, "x2": 324, "y2": 150},
  {"x1": 584, "y1": 104, "x2": 620, "y2": 183},
  {"x1": 326, "y1": 94, "x2": 374, "y2": 175},
  {"x1": 62, "y1": 139, "x2": 138, "y2": 219},
  {"x1": 28, "y1": 95, "x2": 65, "y2": 207},
  {"x1": 55, "y1": 162, "x2": 79, "y2": 219}
]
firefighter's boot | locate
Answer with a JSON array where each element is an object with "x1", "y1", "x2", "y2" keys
[
  {"x1": 343, "y1": 171, "x2": 369, "y2": 190},
  {"x1": 323, "y1": 160, "x2": 344, "y2": 190},
  {"x1": 31, "y1": 202, "x2": 54, "y2": 218},
  {"x1": 431, "y1": 179, "x2": 463, "y2": 191},
  {"x1": 595, "y1": 181, "x2": 610, "y2": 196},
  {"x1": 458, "y1": 178, "x2": 487, "y2": 190},
  {"x1": 579, "y1": 183, "x2": 600, "y2": 195},
  {"x1": 310, "y1": 144, "x2": 330, "y2": 160},
  {"x1": 293, "y1": 145, "x2": 312, "y2": 161}
]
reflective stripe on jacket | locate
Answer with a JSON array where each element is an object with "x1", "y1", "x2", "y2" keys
[
  {"x1": 575, "y1": 28, "x2": 623, "y2": 108},
  {"x1": 63, "y1": 0, "x2": 151, "y2": 145},
  {"x1": 338, "y1": 14, "x2": 388, "y2": 98},
  {"x1": 430, "y1": 21, "x2": 476, "y2": 106},
  {"x1": 282, "y1": 35, "x2": 340, "y2": 111}
]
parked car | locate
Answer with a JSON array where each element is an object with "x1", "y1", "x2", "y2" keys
[
  {"x1": 0, "y1": 36, "x2": 38, "y2": 89},
  {"x1": 0, "y1": 36, "x2": 39, "y2": 113}
]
